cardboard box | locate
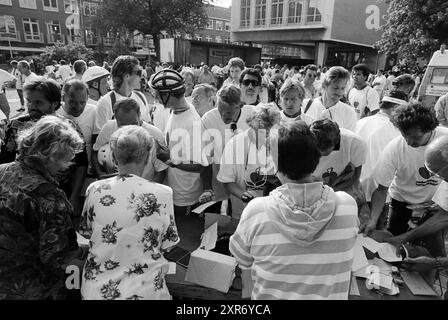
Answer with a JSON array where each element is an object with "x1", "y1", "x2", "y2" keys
[{"x1": 185, "y1": 249, "x2": 237, "y2": 293}]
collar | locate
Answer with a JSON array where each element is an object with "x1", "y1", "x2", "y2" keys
[{"x1": 283, "y1": 110, "x2": 301, "y2": 119}]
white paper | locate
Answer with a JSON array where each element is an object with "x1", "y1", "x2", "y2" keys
[
  {"x1": 361, "y1": 236, "x2": 382, "y2": 254},
  {"x1": 352, "y1": 235, "x2": 369, "y2": 272},
  {"x1": 167, "y1": 262, "x2": 176, "y2": 275},
  {"x1": 192, "y1": 201, "x2": 218, "y2": 214},
  {"x1": 76, "y1": 232, "x2": 89, "y2": 246},
  {"x1": 199, "y1": 222, "x2": 218, "y2": 251},
  {"x1": 377, "y1": 243, "x2": 402, "y2": 263}
]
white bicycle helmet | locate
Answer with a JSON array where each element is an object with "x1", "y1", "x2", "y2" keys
[
  {"x1": 149, "y1": 69, "x2": 185, "y2": 106},
  {"x1": 97, "y1": 143, "x2": 117, "y2": 174},
  {"x1": 82, "y1": 66, "x2": 110, "y2": 83}
]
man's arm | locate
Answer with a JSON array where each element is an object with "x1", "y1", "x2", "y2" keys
[
  {"x1": 363, "y1": 184, "x2": 389, "y2": 235},
  {"x1": 333, "y1": 165, "x2": 362, "y2": 192}
]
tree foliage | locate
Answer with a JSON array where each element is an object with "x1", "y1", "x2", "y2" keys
[
  {"x1": 39, "y1": 42, "x2": 95, "y2": 66},
  {"x1": 377, "y1": 0, "x2": 448, "y2": 69},
  {"x1": 95, "y1": 0, "x2": 210, "y2": 60}
]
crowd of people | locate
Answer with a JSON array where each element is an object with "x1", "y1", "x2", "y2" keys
[{"x1": 0, "y1": 53, "x2": 447, "y2": 300}]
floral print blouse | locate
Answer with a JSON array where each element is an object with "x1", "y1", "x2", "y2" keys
[{"x1": 79, "y1": 174, "x2": 180, "y2": 300}]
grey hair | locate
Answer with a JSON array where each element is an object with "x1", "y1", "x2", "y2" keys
[
  {"x1": 17, "y1": 115, "x2": 84, "y2": 161},
  {"x1": 192, "y1": 84, "x2": 217, "y2": 98},
  {"x1": 280, "y1": 79, "x2": 305, "y2": 98},
  {"x1": 110, "y1": 125, "x2": 153, "y2": 166},
  {"x1": 246, "y1": 103, "x2": 281, "y2": 130},
  {"x1": 322, "y1": 66, "x2": 350, "y2": 87}
]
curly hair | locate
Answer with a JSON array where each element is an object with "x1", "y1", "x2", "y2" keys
[
  {"x1": 352, "y1": 64, "x2": 371, "y2": 78},
  {"x1": 246, "y1": 103, "x2": 281, "y2": 131},
  {"x1": 391, "y1": 102, "x2": 439, "y2": 133},
  {"x1": 17, "y1": 115, "x2": 84, "y2": 162},
  {"x1": 227, "y1": 57, "x2": 245, "y2": 71},
  {"x1": 239, "y1": 68, "x2": 262, "y2": 86},
  {"x1": 310, "y1": 119, "x2": 341, "y2": 152},
  {"x1": 110, "y1": 125, "x2": 153, "y2": 166}
]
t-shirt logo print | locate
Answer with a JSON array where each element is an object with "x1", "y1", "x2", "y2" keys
[
  {"x1": 246, "y1": 167, "x2": 266, "y2": 190},
  {"x1": 416, "y1": 166, "x2": 440, "y2": 186},
  {"x1": 322, "y1": 168, "x2": 337, "y2": 186}
]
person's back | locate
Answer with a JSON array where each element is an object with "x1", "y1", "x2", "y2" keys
[
  {"x1": 230, "y1": 184, "x2": 358, "y2": 299},
  {"x1": 229, "y1": 121, "x2": 358, "y2": 300}
]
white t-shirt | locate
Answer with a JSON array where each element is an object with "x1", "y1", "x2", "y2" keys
[
  {"x1": 432, "y1": 181, "x2": 448, "y2": 211},
  {"x1": 217, "y1": 129, "x2": 276, "y2": 218},
  {"x1": 373, "y1": 75, "x2": 387, "y2": 97},
  {"x1": 348, "y1": 86, "x2": 380, "y2": 119},
  {"x1": 93, "y1": 120, "x2": 168, "y2": 182},
  {"x1": 165, "y1": 105, "x2": 210, "y2": 207},
  {"x1": 202, "y1": 105, "x2": 255, "y2": 201},
  {"x1": 11, "y1": 68, "x2": 23, "y2": 90},
  {"x1": 280, "y1": 110, "x2": 314, "y2": 125},
  {"x1": 312, "y1": 128, "x2": 367, "y2": 185},
  {"x1": 94, "y1": 91, "x2": 151, "y2": 134},
  {"x1": 303, "y1": 98, "x2": 357, "y2": 131},
  {"x1": 23, "y1": 72, "x2": 40, "y2": 85},
  {"x1": 355, "y1": 112, "x2": 400, "y2": 201},
  {"x1": 373, "y1": 127, "x2": 448, "y2": 204},
  {"x1": 58, "y1": 65, "x2": 72, "y2": 82},
  {"x1": 151, "y1": 102, "x2": 171, "y2": 133},
  {"x1": 56, "y1": 103, "x2": 96, "y2": 162}
]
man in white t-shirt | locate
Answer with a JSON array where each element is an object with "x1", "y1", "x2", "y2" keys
[
  {"x1": 348, "y1": 64, "x2": 380, "y2": 119},
  {"x1": 149, "y1": 69, "x2": 211, "y2": 225},
  {"x1": 57, "y1": 79, "x2": 96, "y2": 164},
  {"x1": 382, "y1": 135, "x2": 448, "y2": 270},
  {"x1": 364, "y1": 103, "x2": 448, "y2": 258},
  {"x1": 303, "y1": 66, "x2": 357, "y2": 131},
  {"x1": 10, "y1": 60, "x2": 24, "y2": 112},
  {"x1": 202, "y1": 85, "x2": 254, "y2": 205},
  {"x1": 56, "y1": 60, "x2": 72, "y2": 84},
  {"x1": 372, "y1": 69, "x2": 387, "y2": 100},
  {"x1": 355, "y1": 90, "x2": 409, "y2": 201},
  {"x1": 18, "y1": 60, "x2": 39, "y2": 85},
  {"x1": 279, "y1": 79, "x2": 314, "y2": 125},
  {"x1": 92, "y1": 98, "x2": 167, "y2": 183},
  {"x1": 94, "y1": 56, "x2": 151, "y2": 136}
]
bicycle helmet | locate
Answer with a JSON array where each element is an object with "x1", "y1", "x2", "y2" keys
[
  {"x1": 149, "y1": 69, "x2": 185, "y2": 106},
  {"x1": 82, "y1": 66, "x2": 110, "y2": 83}
]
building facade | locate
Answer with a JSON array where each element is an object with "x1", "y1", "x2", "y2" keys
[{"x1": 231, "y1": 0, "x2": 389, "y2": 70}]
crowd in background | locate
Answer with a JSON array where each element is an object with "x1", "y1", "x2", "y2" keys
[{"x1": 0, "y1": 53, "x2": 447, "y2": 301}]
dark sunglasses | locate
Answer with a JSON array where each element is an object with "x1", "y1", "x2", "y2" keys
[
  {"x1": 132, "y1": 69, "x2": 142, "y2": 77},
  {"x1": 242, "y1": 79, "x2": 260, "y2": 87}
]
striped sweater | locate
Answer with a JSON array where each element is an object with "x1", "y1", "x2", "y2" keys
[{"x1": 229, "y1": 182, "x2": 359, "y2": 300}]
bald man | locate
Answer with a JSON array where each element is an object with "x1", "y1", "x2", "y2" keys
[{"x1": 384, "y1": 135, "x2": 448, "y2": 283}]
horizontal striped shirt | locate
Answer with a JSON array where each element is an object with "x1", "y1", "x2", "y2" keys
[{"x1": 229, "y1": 187, "x2": 358, "y2": 300}]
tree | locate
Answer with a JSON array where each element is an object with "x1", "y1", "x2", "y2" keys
[
  {"x1": 39, "y1": 42, "x2": 95, "y2": 66},
  {"x1": 95, "y1": 0, "x2": 210, "y2": 61},
  {"x1": 377, "y1": 0, "x2": 448, "y2": 69}
]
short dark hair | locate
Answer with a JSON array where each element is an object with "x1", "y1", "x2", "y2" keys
[
  {"x1": 352, "y1": 64, "x2": 370, "y2": 78},
  {"x1": 304, "y1": 64, "x2": 318, "y2": 73},
  {"x1": 380, "y1": 90, "x2": 409, "y2": 110},
  {"x1": 60, "y1": 60, "x2": 67, "y2": 65},
  {"x1": 239, "y1": 68, "x2": 262, "y2": 86},
  {"x1": 392, "y1": 102, "x2": 439, "y2": 133},
  {"x1": 62, "y1": 79, "x2": 88, "y2": 97},
  {"x1": 24, "y1": 78, "x2": 62, "y2": 110},
  {"x1": 310, "y1": 119, "x2": 341, "y2": 151},
  {"x1": 274, "y1": 121, "x2": 321, "y2": 180},
  {"x1": 73, "y1": 60, "x2": 87, "y2": 74},
  {"x1": 113, "y1": 98, "x2": 140, "y2": 116},
  {"x1": 111, "y1": 55, "x2": 140, "y2": 89}
]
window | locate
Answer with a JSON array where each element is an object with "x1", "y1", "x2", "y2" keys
[
  {"x1": 431, "y1": 69, "x2": 448, "y2": 84},
  {"x1": 0, "y1": 15, "x2": 17, "y2": 39},
  {"x1": 46, "y1": 20, "x2": 62, "y2": 43},
  {"x1": 84, "y1": 2, "x2": 98, "y2": 16},
  {"x1": 255, "y1": 0, "x2": 267, "y2": 26},
  {"x1": 42, "y1": 0, "x2": 58, "y2": 12},
  {"x1": 206, "y1": 19, "x2": 213, "y2": 30},
  {"x1": 216, "y1": 20, "x2": 224, "y2": 31},
  {"x1": 85, "y1": 25, "x2": 97, "y2": 45},
  {"x1": 225, "y1": 22, "x2": 231, "y2": 31},
  {"x1": 23, "y1": 17, "x2": 41, "y2": 41},
  {"x1": 240, "y1": 0, "x2": 250, "y2": 27},
  {"x1": 19, "y1": 0, "x2": 37, "y2": 9},
  {"x1": 215, "y1": 36, "x2": 222, "y2": 43},
  {"x1": 271, "y1": 0, "x2": 284, "y2": 25},
  {"x1": 288, "y1": 0, "x2": 303, "y2": 24},
  {"x1": 64, "y1": 0, "x2": 79, "y2": 13},
  {"x1": 307, "y1": 0, "x2": 322, "y2": 23},
  {"x1": 0, "y1": 0, "x2": 12, "y2": 6}
]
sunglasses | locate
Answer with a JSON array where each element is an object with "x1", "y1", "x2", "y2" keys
[
  {"x1": 242, "y1": 79, "x2": 260, "y2": 87},
  {"x1": 132, "y1": 69, "x2": 142, "y2": 77}
]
